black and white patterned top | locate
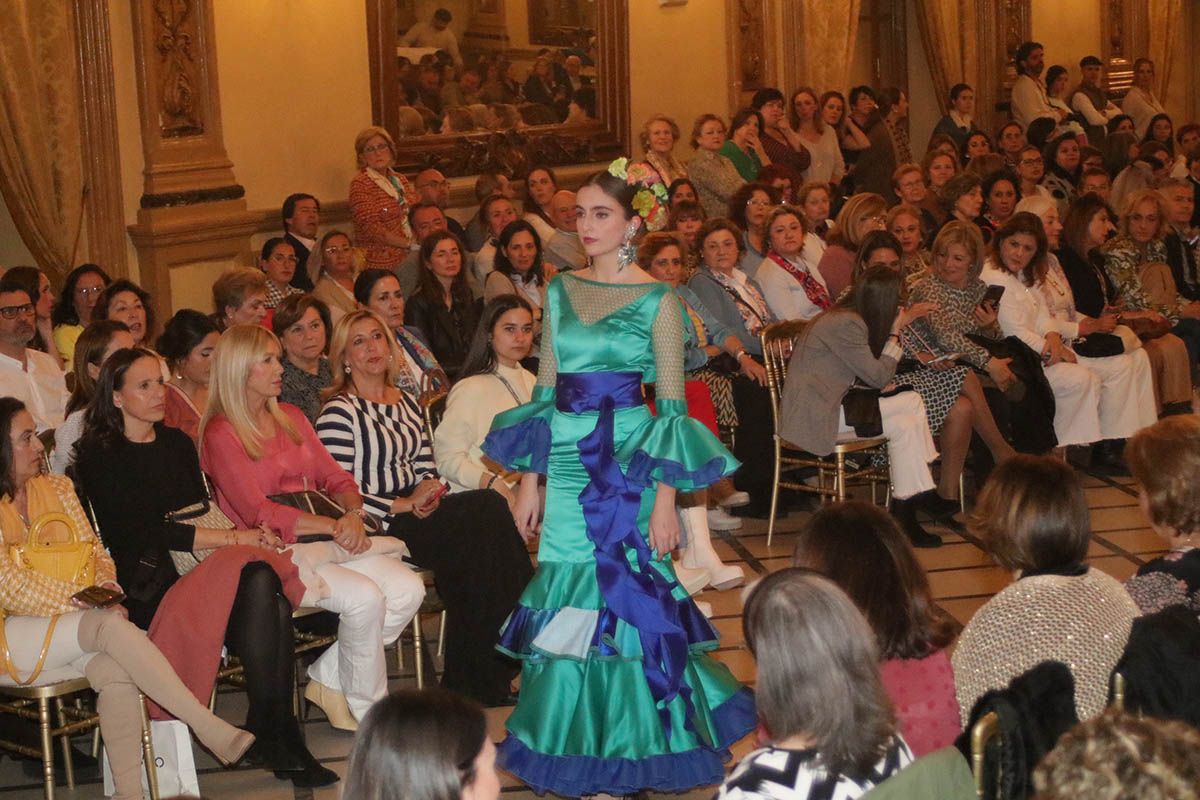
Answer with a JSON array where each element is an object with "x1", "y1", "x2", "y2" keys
[
  {"x1": 315, "y1": 393, "x2": 437, "y2": 523},
  {"x1": 715, "y1": 740, "x2": 913, "y2": 800}
]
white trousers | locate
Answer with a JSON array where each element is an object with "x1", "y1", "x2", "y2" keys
[
  {"x1": 1074, "y1": 347, "x2": 1158, "y2": 439},
  {"x1": 1044, "y1": 361, "x2": 1102, "y2": 446},
  {"x1": 307, "y1": 553, "x2": 424, "y2": 721},
  {"x1": 839, "y1": 390, "x2": 938, "y2": 500}
]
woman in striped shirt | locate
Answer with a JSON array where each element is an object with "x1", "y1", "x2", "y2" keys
[{"x1": 315, "y1": 310, "x2": 533, "y2": 706}]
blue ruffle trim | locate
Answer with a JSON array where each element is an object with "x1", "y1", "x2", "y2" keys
[
  {"x1": 497, "y1": 688, "x2": 757, "y2": 796},
  {"x1": 482, "y1": 414, "x2": 552, "y2": 475},
  {"x1": 626, "y1": 450, "x2": 733, "y2": 493},
  {"x1": 496, "y1": 597, "x2": 719, "y2": 661}
]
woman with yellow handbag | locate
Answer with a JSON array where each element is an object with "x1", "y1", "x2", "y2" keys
[{"x1": 0, "y1": 398, "x2": 254, "y2": 800}]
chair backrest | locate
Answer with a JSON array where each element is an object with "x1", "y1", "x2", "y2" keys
[
  {"x1": 970, "y1": 710, "x2": 1000, "y2": 799},
  {"x1": 419, "y1": 383, "x2": 449, "y2": 443},
  {"x1": 760, "y1": 319, "x2": 809, "y2": 434}
]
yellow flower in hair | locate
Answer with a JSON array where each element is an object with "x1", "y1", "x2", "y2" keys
[
  {"x1": 632, "y1": 188, "x2": 657, "y2": 217},
  {"x1": 607, "y1": 157, "x2": 630, "y2": 179}
]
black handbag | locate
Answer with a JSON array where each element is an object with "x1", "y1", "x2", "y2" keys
[
  {"x1": 1070, "y1": 332, "x2": 1124, "y2": 358},
  {"x1": 841, "y1": 384, "x2": 883, "y2": 438}
]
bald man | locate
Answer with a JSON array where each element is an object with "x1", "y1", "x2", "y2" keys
[
  {"x1": 414, "y1": 168, "x2": 468, "y2": 242},
  {"x1": 543, "y1": 189, "x2": 585, "y2": 271}
]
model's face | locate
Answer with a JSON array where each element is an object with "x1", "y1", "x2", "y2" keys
[
  {"x1": 647, "y1": 120, "x2": 676, "y2": 154},
  {"x1": 745, "y1": 190, "x2": 773, "y2": 229},
  {"x1": 956, "y1": 186, "x2": 984, "y2": 219},
  {"x1": 1000, "y1": 125, "x2": 1025, "y2": 153},
  {"x1": 928, "y1": 155, "x2": 957, "y2": 188},
  {"x1": 491, "y1": 307, "x2": 534, "y2": 365},
  {"x1": 1080, "y1": 175, "x2": 1110, "y2": 200},
  {"x1": 343, "y1": 318, "x2": 391, "y2": 379},
  {"x1": 670, "y1": 184, "x2": 697, "y2": 206},
  {"x1": 702, "y1": 229, "x2": 740, "y2": 273},
  {"x1": 1128, "y1": 199, "x2": 1161, "y2": 244},
  {"x1": 890, "y1": 212, "x2": 922, "y2": 255},
  {"x1": 1018, "y1": 150, "x2": 1045, "y2": 182},
  {"x1": 1000, "y1": 232, "x2": 1038, "y2": 274},
  {"x1": 361, "y1": 135, "x2": 393, "y2": 171},
  {"x1": 967, "y1": 134, "x2": 992, "y2": 159},
  {"x1": 792, "y1": 92, "x2": 817, "y2": 123},
  {"x1": 821, "y1": 96, "x2": 844, "y2": 126},
  {"x1": 323, "y1": 235, "x2": 354, "y2": 277},
  {"x1": 228, "y1": 291, "x2": 268, "y2": 327},
  {"x1": 1039, "y1": 207, "x2": 1063, "y2": 249},
  {"x1": 426, "y1": 237, "x2": 463, "y2": 280},
  {"x1": 503, "y1": 230, "x2": 538, "y2": 274},
  {"x1": 0, "y1": 291, "x2": 34, "y2": 349},
  {"x1": 697, "y1": 119, "x2": 726, "y2": 152},
  {"x1": 647, "y1": 244, "x2": 684, "y2": 286},
  {"x1": 246, "y1": 340, "x2": 285, "y2": 401},
  {"x1": 767, "y1": 213, "x2": 805, "y2": 258},
  {"x1": 802, "y1": 189, "x2": 830, "y2": 224},
  {"x1": 1087, "y1": 209, "x2": 1117, "y2": 248},
  {"x1": 1166, "y1": 186, "x2": 1195, "y2": 226},
  {"x1": 1055, "y1": 140, "x2": 1081, "y2": 172},
  {"x1": 262, "y1": 242, "x2": 297, "y2": 287},
  {"x1": 107, "y1": 290, "x2": 147, "y2": 344},
  {"x1": 8, "y1": 408, "x2": 44, "y2": 484},
  {"x1": 866, "y1": 247, "x2": 901, "y2": 272},
  {"x1": 896, "y1": 171, "x2": 926, "y2": 204},
  {"x1": 953, "y1": 89, "x2": 975, "y2": 115},
  {"x1": 286, "y1": 199, "x2": 319, "y2": 238},
  {"x1": 987, "y1": 180, "x2": 1018, "y2": 220},
  {"x1": 934, "y1": 242, "x2": 973, "y2": 287},
  {"x1": 486, "y1": 200, "x2": 518, "y2": 238},
  {"x1": 115, "y1": 355, "x2": 166, "y2": 427},
  {"x1": 575, "y1": 184, "x2": 632, "y2": 257},
  {"x1": 527, "y1": 170, "x2": 556, "y2": 206},
  {"x1": 280, "y1": 306, "x2": 327, "y2": 363},
  {"x1": 759, "y1": 99, "x2": 785, "y2": 128},
  {"x1": 73, "y1": 272, "x2": 106, "y2": 323},
  {"x1": 178, "y1": 331, "x2": 219, "y2": 386},
  {"x1": 1152, "y1": 118, "x2": 1173, "y2": 143}
]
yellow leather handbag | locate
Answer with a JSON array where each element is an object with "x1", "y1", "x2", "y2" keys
[{"x1": 8, "y1": 511, "x2": 96, "y2": 588}]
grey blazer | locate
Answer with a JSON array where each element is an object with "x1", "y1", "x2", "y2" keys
[{"x1": 779, "y1": 310, "x2": 899, "y2": 455}]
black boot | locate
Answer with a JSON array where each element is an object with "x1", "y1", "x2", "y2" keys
[
  {"x1": 1090, "y1": 439, "x2": 1129, "y2": 476},
  {"x1": 276, "y1": 718, "x2": 339, "y2": 788},
  {"x1": 891, "y1": 496, "x2": 943, "y2": 548}
]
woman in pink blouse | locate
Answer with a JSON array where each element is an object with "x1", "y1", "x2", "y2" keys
[
  {"x1": 199, "y1": 324, "x2": 424, "y2": 732},
  {"x1": 793, "y1": 501, "x2": 962, "y2": 756},
  {"x1": 348, "y1": 126, "x2": 417, "y2": 270}
]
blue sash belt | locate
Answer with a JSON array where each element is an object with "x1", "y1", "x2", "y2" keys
[{"x1": 556, "y1": 371, "x2": 697, "y2": 740}]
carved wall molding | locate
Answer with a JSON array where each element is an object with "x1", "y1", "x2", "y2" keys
[
  {"x1": 72, "y1": 0, "x2": 129, "y2": 277},
  {"x1": 1101, "y1": 0, "x2": 1148, "y2": 99},
  {"x1": 727, "y1": 0, "x2": 772, "y2": 112}
]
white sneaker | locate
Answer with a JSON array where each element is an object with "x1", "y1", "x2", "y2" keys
[
  {"x1": 718, "y1": 490, "x2": 751, "y2": 508},
  {"x1": 707, "y1": 507, "x2": 743, "y2": 531}
]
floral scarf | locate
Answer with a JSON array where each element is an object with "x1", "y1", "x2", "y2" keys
[
  {"x1": 765, "y1": 250, "x2": 831, "y2": 311},
  {"x1": 706, "y1": 267, "x2": 770, "y2": 336}
]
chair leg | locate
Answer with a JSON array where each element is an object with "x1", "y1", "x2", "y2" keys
[
  {"x1": 138, "y1": 693, "x2": 159, "y2": 800},
  {"x1": 412, "y1": 614, "x2": 425, "y2": 690},
  {"x1": 959, "y1": 471, "x2": 967, "y2": 514},
  {"x1": 294, "y1": 660, "x2": 305, "y2": 720},
  {"x1": 436, "y1": 610, "x2": 447, "y2": 660},
  {"x1": 53, "y1": 698, "x2": 74, "y2": 788},
  {"x1": 835, "y1": 452, "x2": 847, "y2": 502},
  {"x1": 767, "y1": 440, "x2": 782, "y2": 547},
  {"x1": 38, "y1": 698, "x2": 54, "y2": 800}
]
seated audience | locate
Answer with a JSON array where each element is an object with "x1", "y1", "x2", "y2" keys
[
  {"x1": 977, "y1": 168, "x2": 1020, "y2": 243},
  {"x1": 93, "y1": 279, "x2": 154, "y2": 348},
  {"x1": 543, "y1": 189, "x2": 585, "y2": 272},
  {"x1": 826, "y1": 88, "x2": 873, "y2": 167},
  {"x1": 200, "y1": 324, "x2": 425, "y2": 731},
  {"x1": 348, "y1": 126, "x2": 415, "y2": 271},
  {"x1": 3, "y1": 267, "x2": 63, "y2": 367},
  {"x1": 309, "y1": 229, "x2": 360, "y2": 325},
  {"x1": 464, "y1": 172, "x2": 514, "y2": 252},
  {"x1": 887, "y1": 204, "x2": 931, "y2": 286},
  {"x1": 752, "y1": 88, "x2": 811, "y2": 177},
  {"x1": 483, "y1": 220, "x2": 546, "y2": 340},
  {"x1": 1034, "y1": 709, "x2": 1200, "y2": 800},
  {"x1": 794, "y1": 502, "x2": 961, "y2": 756},
  {"x1": 259, "y1": 237, "x2": 303, "y2": 311},
  {"x1": 817, "y1": 192, "x2": 888, "y2": 298},
  {"x1": 316, "y1": 310, "x2": 531, "y2": 704},
  {"x1": 754, "y1": 204, "x2": 829, "y2": 321},
  {"x1": 413, "y1": 169, "x2": 467, "y2": 242},
  {"x1": 963, "y1": 130, "x2": 993, "y2": 164},
  {"x1": 158, "y1": 309, "x2": 220, "y2": 444},
  {"x1": 791, "y1": 87, "x2": 845, "y2": 186},
  {"x1": 70, "y1": 350, "x2": 334, "y2": 787},
  {"x1": 729, "y1": 181, "x2": 779, "y2": 277},
  {"x1": 669, "y1": 200, "x2": 706, "y2": 273},
  {"x1": 1078, "y1": 166, "x2": 1112, "y2": 202},
  {"x1": 641, "y1": 114, "x2": 688, "y2": 186},
  {"x1": 719, "y1": 568, "x2": 913, "y2": 800},
  {"x1": 1121, "y1": 58, "x2": 1168, "y2": 137},
  {"x1": 779, "y1": 266, "x2": 944, "y2": 546},
  {"x1": 1124, "y1": 416, "x2": 1200, "y2": 614},
  {"x1": 795, "y1": 180, "x2": 833, "y2": 244},
  {"x1": 996, "y1": 121, "x2": 1027, "y2": 171},
  {"x1": 1042, "y1": 133, "x2": 1083, "y2": 217},
  {"x1": 668, "y1": 177, "x2": 700, "y2": 207},
  {"x1": 354, "y1": 269, "x2": 444, "y2": 396},
  {"x1": 212, "y1": 268, "x2": 269, "y2": 331},
  {"x1": 938, "y1": 172, "x2": 984, "y2": 229},
  {"x1": 397, "y1": 203, "x2": 451, "y2": 297},
  {"x1": 404, "y1": 230, "x2": 480, "y2": 377},
  {"x1": 1159, "y1": 178, "x2": 1200, "y2": 301},
  {"x1": 473, "y1": 194, "x2": 520, "y2": 286},
  {"x1": 281, "y1": 193, "x2": 319, "y2": 291},
  {"x1": 50, "y1": 320, "x2": 133, "y2": 473},
  {"x1": 688, "y1": 114, "x2": 746, "y2": 219},
  {"x1": 0, "y1": 399, "x2": 254, "y2": 799},
  {"x1": 1015, "y1": 144, "x2": 1052, "y2": 202},
  {"x1": 274, "y1": 293, "x2": 333, "y2": 423},
  {"x1": 0, "y1": 277, "x2": 67, "y2": 432},
  {"x1": 932, "y1": 83, "x2": 978, "y2": 152},
  {"x1": 927, "y1": 133, "x2": 960, "y2": 161},
  {"x1": 343, "y1": 689, "x2": 499, "y2": 800},
  {"x1": 892, "y1": 163, "x2": 938, "y2": 235},
  {"x1": 51, "y1": 263, "x2": 111, "y2": 371},
  {"x1": 720, "y1": 108, "x2": 770, "y2": 182},
  {"x1": 953, "y1": 455, "x2": 1139, "y2": 722},
  {"x1": 758, "y1": 163, "x2": 801, "y2": 204},
  {"x1": 522, "y1": 165, "x2": 559, "y2": 244}
]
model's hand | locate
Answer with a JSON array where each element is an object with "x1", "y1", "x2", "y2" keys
[
  {"x1": 648, "y1": 485, "x2": 679, "y2": 558},
  {"x1": 512, "y1": 475, "x2": 541, "y2": 543}
]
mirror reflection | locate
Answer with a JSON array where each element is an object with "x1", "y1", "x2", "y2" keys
[{"x1": 394, "y1": 1, "x2": 599, "y2": 137}]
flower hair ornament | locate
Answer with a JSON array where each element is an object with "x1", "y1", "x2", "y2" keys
[{"x1": 607, "y1": 157, "x2": 669, "y2": 269}]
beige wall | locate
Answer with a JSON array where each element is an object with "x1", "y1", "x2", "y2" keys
[
  {"x1": 1032, "y1": 0, "x2": 1103, "y2": 97},
  {"x1": 0, "y1": 199, "x2": 36, "y2": 270}
]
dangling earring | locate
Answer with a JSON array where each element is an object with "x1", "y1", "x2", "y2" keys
[
  {"x1": 617, "y1": 223, "x2": 638, "y2": 271},
  {"x1": 343, "y1": 364, "x2": 351, "y2": 375}
]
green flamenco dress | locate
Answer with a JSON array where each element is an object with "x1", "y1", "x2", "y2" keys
[{"x1": 483, "y1": 273, "x2": 755, "y2": 796}]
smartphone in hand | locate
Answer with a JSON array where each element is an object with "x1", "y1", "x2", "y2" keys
[
  {"x1": 419, "y1": 481, "x2": 450, "y2": 511},
  {"x1": 72, "y1": 585, "x2": 126, "y2": 608}
]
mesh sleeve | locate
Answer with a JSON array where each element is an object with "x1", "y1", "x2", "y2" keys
[
  {"x1": 534, "y1": 286, "x2": 558, "y2": 390},
  {"x1": 652, "y1": 291, "x2": 687, "y2": 403}
]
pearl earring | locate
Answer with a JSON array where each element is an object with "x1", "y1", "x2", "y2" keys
[{"x1": 344, "y1": 364, "x2": 351, "y2": 375}]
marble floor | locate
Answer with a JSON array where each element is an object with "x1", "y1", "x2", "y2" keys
[{"x1": 0, "y1": 468, "x2": 1161, "y2": 800}]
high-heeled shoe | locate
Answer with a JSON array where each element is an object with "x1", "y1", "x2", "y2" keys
[
  {"x1": 303, "y1": 679, "x2": 358, "y2": 731},
  {"x1": 679, "y1": 506, "x2": 745, "y2": 590},
  {"x1": 671, "y1": 562, "x2": 710, "y2": 595}
]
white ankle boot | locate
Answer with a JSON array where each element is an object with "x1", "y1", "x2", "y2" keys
[
  {"x1": 679, "y1": 506, "x2": 745, "y2": 590},
  {"x1": 671, "y1": 561, "x2": 710, "y2": 595}
]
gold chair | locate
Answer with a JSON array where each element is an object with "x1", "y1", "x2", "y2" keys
[
  {"x1": 1111, "y1": 671, "x2": 1126, "y2": 712},
  {"x1": 0, "y1": 679, "x2": 158, "y2": 800},
  {"x1": 760, "y1": 320, "x2": 890, "y2": 545},
  {"x1": 970, "y1": 710, "x2": 1000, "y2": 799}
]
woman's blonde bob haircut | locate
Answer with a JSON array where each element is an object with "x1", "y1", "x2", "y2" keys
[
  {"x1": 1119, "y1": 188, "x2": 1171, "y2": 240},
  {"x1": 354, "y1": 126, "x2": 397, "y2": 169},
  {"x1": 1126, "y1": 416, "x2": 1200, "y2": 537},
  {"x1": 930, "y1": 220, "x2": 986, "y2": 282},
  {"x1": 200, "y1": 324, "x2": 300, "y2": 460},
  {"x1": 324, "y1": 309, "x2": 407, "y2": 401}
]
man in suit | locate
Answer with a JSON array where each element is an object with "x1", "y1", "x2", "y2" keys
[
  {"x1": 1161, "y1": 179, "x2": 1200, "y2": 301},
  {"x1": 414, "y1": 168, "x2": 468, "y2": 242},
  {"x1": 282, "y1": 193, "x2": 320, "y2": 290}
]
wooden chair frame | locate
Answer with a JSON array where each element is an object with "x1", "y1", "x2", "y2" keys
[{"x1": 760, "y1": 320, "x2": 890, "y2": 545}]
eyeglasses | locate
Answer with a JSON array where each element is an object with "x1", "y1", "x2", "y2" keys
[
  {"x1": 362, "y1": 143, "x2": 391, "y2": 154},
  {"x1": 1020, "y1": 157, "x2": 1044, "y2": 166},
  {"x1": 75, "y1": 285, "x2": 104, "y2": 297},
  {"x1": 1129, "y1": 214, "x2": 1161, "y2": 223},
  {"x1": 324, "y1": 245, "x2": 353, "y2": 255},
  {"x1": 747, "y1": 199, "x2": 773, "y2": 208},
  {"x1": 866, "y1": 215, "x2": 888, "y2": 225},
  {"x1": 269, "y1": 254, "x2": 299, "y2": 264},
  {"x1": 0, "y1": 303, "x2": 35, "y2": 320}
]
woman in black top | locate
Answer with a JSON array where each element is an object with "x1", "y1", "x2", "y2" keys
[
  {"x1": 71, "y1": 348, "x2": 337, "y2": 788},
  {"x1": 403, "y1": 230, "x2": 480, "y2": 378}
]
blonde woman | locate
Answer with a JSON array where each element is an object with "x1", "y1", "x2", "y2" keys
[
  {"x1": 816, "y1": 192, "x2": 889, "y2": 298},
  {"x1": 309, "y1": 229, "x2": 360, "y2": 326},
  {"x1": 199, "y1": 325, "x2": 424, "y2": 732},
  {"x1": 641, "y1": 114, "x2": 688, "y2": 185},
  {"x1": 316, "y1": 309, "x2": 531, "y2": 704}
]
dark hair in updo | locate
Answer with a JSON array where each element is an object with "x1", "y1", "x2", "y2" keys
[
  {"x1": 580, "y1": 168, "x2": 639, "y2": 220},
  {"x1": 157, "y1": 309, "x2": 219, "y2": 370}
]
